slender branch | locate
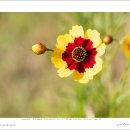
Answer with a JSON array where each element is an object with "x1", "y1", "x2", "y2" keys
[{"x1": 46, "y1": 48, "x2": 54, "y2": 52}]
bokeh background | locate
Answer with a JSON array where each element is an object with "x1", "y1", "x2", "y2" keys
[{"x1": 0, "y1": 12, "x2": 130, "y2": 117}]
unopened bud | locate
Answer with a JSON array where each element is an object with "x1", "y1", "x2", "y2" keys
[
  {"x1": 32, "y1": 42, "x2": 46, "y2": 55},
  {"x1": 103, "y1": 34, "x2": 113, "y2": 45}
]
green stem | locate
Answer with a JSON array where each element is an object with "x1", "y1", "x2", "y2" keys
[
  {"x1": 118, "y1": 60, "x2": 130, "y2": 92},
  {"x1": 105, "y1": 12, "x2": 112, "y2": 34},
  {"x1": 109, "y1": 60, "x2": 130, "y2": 117},
  {"x1": 104, "y1": 40, "x2": 121, "y2": 117},
  {"x1": 46, "y1": 48, "x2": 54, "y2": 52},
  {"x1": 103, "y1": 40, "x2": 120, "y2": 72},
  {"x1": 72, "y1": 82, "x2": 86, "y2": 117}
]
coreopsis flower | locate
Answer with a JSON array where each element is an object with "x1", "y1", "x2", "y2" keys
[
  {"x1": 51, "y1": 25, "x2": 106, "y2": 83},
  {"x1": 122, "y1": 35, "x2": 130, "y2": 58},
  {"x1": 32, "y1": 42, "x2": 46, "y2": 55}
]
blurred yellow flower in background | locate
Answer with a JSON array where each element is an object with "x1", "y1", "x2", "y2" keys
[
  {"x1": 122, "y1": 35, "x2": 130, "y2": 58},
  {"x1": 51, "y1": 25, "x2": 106, "y2": 83}
]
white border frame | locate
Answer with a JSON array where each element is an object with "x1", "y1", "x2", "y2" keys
[
  {"x1": 0, "y1": 118, "x2": 130, "y2": 129},
  {"x1": 0, "y1": 1, "x2": 130, "y2": 12},
  {"x1": 0, "y1": 1, "x2": 130, "y2": 130}
]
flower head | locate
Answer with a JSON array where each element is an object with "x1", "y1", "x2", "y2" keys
[
  {"x1": 122, "y1": 35, "x2": 130, "y2": 58},
  {"x1": 51, "y1": 25, "x2": 106, "y2": 83},
  {"x1": 32, "y1": 42, "x2": 46, "y2": 55}
]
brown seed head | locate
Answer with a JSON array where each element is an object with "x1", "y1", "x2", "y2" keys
[
  {"x1": 32, "y1": 42, "x2": 46, "y2": 55},
  {"x1": 103, "y1": 34, "x2": 113, "y2": 45}
]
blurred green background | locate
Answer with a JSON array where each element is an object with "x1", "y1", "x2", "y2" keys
[{"x1": 0, "y1": 12, "x2": 130, "y2": 117}]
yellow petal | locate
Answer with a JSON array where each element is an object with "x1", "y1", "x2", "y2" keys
[
  {"x1": 51, "y1": 48, "x2": 66, "y2": 68},
  {"x1": 58, "y1": 67, "x2": 73, "y2": 78},
  {"x1": 69, "y1": 25, "x2": 84, "y2": 38},
  {"x1": 85, "y1": 29, "x2": 102, "y2": 48},
  {"x1": 56, "y1": 34, "x2": 73, "y2": 51},
  {"x1": 122, "y1": 35, "x2": 130, "y2": 58},
  {"x1": 79, "y1": 69, "x2": 93, "y2": 83},
  {"x1": 79, "y1": 73, "x2": 89, "y2": 83},
  {"x1": 96, "y1": 43, "x2": 106, "y2": 56},
  {"x1": 123, "y1": 35, "x2": 130, "y2": 45},
  {"x1": 123, "y1": 45, "x2": 130, "y2": 58},
  {"x1": 73, "y1": 70, "x2": 84, "y2": 80},
  {"x1": 91, "y1": 57, "x2": 103, "y2": 75},
  {"x1": 79, "y1": 77, "x2": 89, "y2": 84},
  {"x1": 79, "y1": 57, "x2": 103, "y2": 83}
]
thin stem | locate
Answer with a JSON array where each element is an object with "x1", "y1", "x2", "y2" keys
[
  {"x1": 103, "y1": 41, "x2": 120, "y2": 72},
  {"x1": 118, "y1": 60, "x2": 130, "y2": 92},
  {"x1": 46, "y1": 48, "x2": 54, "y2": 52},
  {"x1": 109, "y1": 60, "x2": 130, "y2": 117},
  {"x1": 113, "y1": 38, "x2": 119, "y2": 42},
  {"x1": 72, "y1": 82, "x2": 86, "y2": 117}
]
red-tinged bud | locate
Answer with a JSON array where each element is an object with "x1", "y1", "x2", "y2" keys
[
  {"x1": 103, "y1": 34, "x2": 113, "y2": 45},
  {"x1": 32, "y1": 42, "x2": 46, "y2": 55}
]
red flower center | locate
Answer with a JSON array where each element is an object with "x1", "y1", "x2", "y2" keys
[
  {"x1": 72, "y1": 47, "x2": 87, "y2": 62},
  {"x1": 62, "y1": 37, "x2": 97, "y2": 73}
]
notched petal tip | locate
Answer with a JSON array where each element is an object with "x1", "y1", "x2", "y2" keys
[
  {"x1": 58, "y1": 67, "x2": 73, "y2": 78},
  {"x1": 85, "y1": 29, "x2": 102, "y2": 48},
  {"x1": 69, "y1": 25, "x2": 84, "y2": 38}
]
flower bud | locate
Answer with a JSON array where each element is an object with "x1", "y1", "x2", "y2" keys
[
  {"x1": 32, "y1": 42, "x2": 46, "y2": 55},
  {"x1": 103, "y1": 34, "x2": 113, "y2": 45}
]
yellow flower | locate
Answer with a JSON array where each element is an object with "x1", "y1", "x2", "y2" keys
[
  {"x1": 122, "y1": 35, "x2": 130, "y2": 58},
  {"x1": 51, "y1": 25, "x2": 106, "y2": 83}
]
